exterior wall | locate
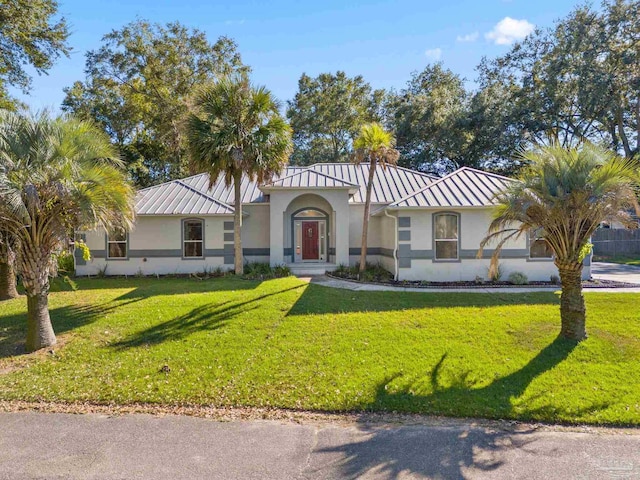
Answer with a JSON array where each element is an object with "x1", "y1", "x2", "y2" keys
[
  {"x1": 378, "y1": 212, "x2": 397, "y2": 274},
  {"x1": 393, "y1": 208, "x2": 591, "y2": 282},
  {"x1": 347, "y1": 204, "x2": 385, "y2": 267},
  {"x1": 76, "y1": 215, "x2": 230, "y2": 276},
  {"x1": 240, "y1": 205, "x2": 271, "y2": 263}
]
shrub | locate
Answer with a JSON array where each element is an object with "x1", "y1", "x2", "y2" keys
[
  {"x1": 243, "y1": 262, "x2": 291, "y2": 280},
  {"x1": 272, "y1": 264, "x2": 292, "y2": 278},
  {"x1": 508, "y1": 272, "x2": 529, "y2": 285},
  {"x1": 488, "y1": 263, "x2": 504, "y2": 282},
  {"x1": 332, "y1": 262, "x2": 392, "y2": 283},
  {"x1": 56, "y1": 250, "x2": 75, "y2": 276},
  {"x1": 550, "y1": 274, "x2": 560, "y2": 284}
]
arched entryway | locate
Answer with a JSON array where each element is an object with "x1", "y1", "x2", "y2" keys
[{"x1": 284, "y1": 193, "x2": 334, "y2": 264}]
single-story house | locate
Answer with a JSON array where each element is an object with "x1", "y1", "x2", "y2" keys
[{"x1": 75, "y1": 164, "x2": 591, "y2": 281}]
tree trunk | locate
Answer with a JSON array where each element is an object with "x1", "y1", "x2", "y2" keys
[
  {"x1": 25, "y1": 291, "x2": 56, "y2": 352},
  {"x1": 0, "y1": 260, "x2": 19, "y2": 300},
  {"x1": 233, "y1": 170, "x2": 244, "y2": 275},
  {"x1": 359, "y1": 157, "x2": 377, "y2": 274},
  {"x1": 557, "y1": 262, "x2": 586, "y2": 341}
]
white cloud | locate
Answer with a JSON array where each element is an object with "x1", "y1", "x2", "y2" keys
[
  {"x1": 456, "y1": 32, "x2": 479, "y2": 43},
  {"x1": 424, "y1": 48, "x2": 442, "y2": 61},
  {"x1": 485, "y1": 17, "x2": 534, "y2": 45}
]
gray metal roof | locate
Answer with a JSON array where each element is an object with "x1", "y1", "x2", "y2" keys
[
  {"x1": 389, "y1": 167, "x2": 514, "y2": 208},
  {"x1": 136, "y1": 180, "x2": 235, "y2": 215},
  {"x1": 134, "y1": 163, "x2": 442, "y2": 215},
  {"x1": 179, "y1": 164, "x2": 437, "y2": 205},
  {"x1": 262, "y1": 169, "x2": 358, "y2": 189}
]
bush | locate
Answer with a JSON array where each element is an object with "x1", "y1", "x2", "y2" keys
[
  {"x1": 488, "y1": 263, "x2": 504, "y2": 282},
  {"x1": 243, "y1": 262, "x2": 291, "y2": 280},
  {"x1": 56, "y1": 250, "x2": 75, "y2": 276},
  {"x1": 550, "y1": 274, "x2": 560, "y2": 284},
  {"x1": 272, "y1": 264, "x2": 292, "y2": 278},
  {"x1": 331, "y1": 262, "x2": 393, "y2": 283},
  {"x1": 508, "y1": 272, "x2": 529, "y2": 285}
]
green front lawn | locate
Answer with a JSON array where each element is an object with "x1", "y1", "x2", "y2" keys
[{"x1": 1, "y1": 277, "x2": 639, "y2": 425}]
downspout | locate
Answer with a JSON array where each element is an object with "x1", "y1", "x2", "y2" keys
[{"x1": 384, "y1": 208, "x2": 399, "y2": 280}]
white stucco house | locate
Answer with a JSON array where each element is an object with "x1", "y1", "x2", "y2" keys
[{"x1": 75, "y1": 164, "x2": 590, "y2": 281}]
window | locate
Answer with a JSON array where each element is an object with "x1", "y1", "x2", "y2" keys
[
  {"x1": 529, "y1": 231, "x2": 553, "y2": 259},
  {"x1": 107, "y1": 230, "x2": 127, "y2": 259},
  {"x1": 183, "y1": 219, "x2": 204, "y2": 258},
  {"x1": 434, "y1": 213, "x2": 458, "y2": 260}
]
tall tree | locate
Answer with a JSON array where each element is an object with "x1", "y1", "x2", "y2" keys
[
  {"x1": 287, "y1": 71, "x2": 385, "y2": 165},
  {"x1": 62, "y1": 20, "x2": 246, "y2": 187},
  {"x1": 0, "y1": 0, "x2": 69, "y2": 110},
  {"x1": 187, "y1": 74, "x2": 292, "y2": 275},
  {"x1": 480, "y1": 144, "x2": 639, "y2": 341},
  {"x1": 477, "y1": 0, "x2": 639, "y2": 159},
  {"x1": 389, "y1": 64, "x2": 473, "y2": 175},
  {"x1": 352, "y1": 123, "x2": 399, "y2": 274},
  {"x1": 0, "y1": 111, "x2": 135, "y2": 351}
]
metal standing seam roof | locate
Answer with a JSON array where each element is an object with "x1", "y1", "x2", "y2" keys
[
  {"x1": 388, "y1": 167, "x2": 515, "y2": 208},
  {"x1": 260, "y1": 168, "x2": 359, "y2": 189},
  {"x1": 180, "y1": 164, "x2": 436, "y2": 205},
  {"x1": 134, "y1": 163, "x2": 443, "y2": 215},
  {"x1": 135, "y1": 180, "x2": 235, "y2": 215}
]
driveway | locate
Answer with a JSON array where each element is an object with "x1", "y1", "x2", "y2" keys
[
  {"x1": 592, "y1": 262, "x2": 640, "y2": 285},
  {"x1": 0, "y1": 412, "x2": 639, "y2": 479}
]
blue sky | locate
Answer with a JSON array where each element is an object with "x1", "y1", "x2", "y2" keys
[{"x1": 14, "y1": 0, "x2": 582, "y2": 111}]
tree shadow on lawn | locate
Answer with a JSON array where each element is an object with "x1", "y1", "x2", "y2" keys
[
  {"x1": 0, "y1": 301, "x2": 127, "y2": 359},
  {"x1": 313, "y1": 337, "x2": 610, "y2": 480},
  {"x1": 110, "y1": 284, "x2": 307, "y2": 350},
  {"x1": 287, "y1": 283, "x2": 560, "y2": 316}
]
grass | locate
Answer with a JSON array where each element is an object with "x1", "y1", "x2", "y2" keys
[
  {"x1": 593, "y1": 255, "x2": 640, "y2": 266},
  {"x1": 0, "y1": 276, "x2": 639, "y2": 425}
]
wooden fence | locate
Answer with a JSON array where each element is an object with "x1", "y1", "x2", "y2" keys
[{"x1": 592, "y1": 228, "x2": 640, "y2": 257}]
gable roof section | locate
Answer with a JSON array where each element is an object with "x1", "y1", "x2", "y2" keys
[
  {"x1": 136, "y1": 180, "x2": 235, "y2": 215},
  {"x1": 260, "y1": 168, "x2": 359, "y2": 190},
  {"x1": 389, "y1": 167, "x2": 515, "y2": 208}
]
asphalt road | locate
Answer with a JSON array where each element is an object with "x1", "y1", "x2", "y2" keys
[
  {"x1": 592, "y1": 262, "x2": 640, "y2": 284},
  {"x1": 0, "y1": 412, "x2": 638, "y2": 479}
]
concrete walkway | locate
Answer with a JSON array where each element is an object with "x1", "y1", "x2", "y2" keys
[
  {"x1": 310, "y1": 263, "x2": 640, "y2": 293},
  {"x1": 0, "y1": 412, "x2": 639, "y2": 480}
]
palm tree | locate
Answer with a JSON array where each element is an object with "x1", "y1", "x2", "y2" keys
[
  {"x1": 480, "y1": 144, "x2": 639, "y2": 341},
  {"x1": 187, "y1": 74, "x2": 292, "y2": 275},
  {"x1": 0, "y1": 230, "x2": 19, "y2": 300},
  {"x1": 0, "y1": 111, "x2": 135, "y2": 351},
  {"x1": 352, "y1": 123, "x2": 400, "y2": 274}
]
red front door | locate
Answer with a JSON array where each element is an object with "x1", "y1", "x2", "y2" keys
[{"x1": 302, "y1": 221, "x2": 319, "y2": 260}]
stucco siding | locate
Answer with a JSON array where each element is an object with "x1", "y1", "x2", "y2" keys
[
  {"x1": 395, "y1": 208, "x2": 590, "y2": 282},
  {"x1": 76, "y1": 215, "x2": 229, "y2": 276}
]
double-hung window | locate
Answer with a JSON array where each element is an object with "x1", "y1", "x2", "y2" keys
[
  {"x1": 107, "y1": 230, "x2": 127, "y2": 259},
  {"x1": 434, "y1": 213, "x2": 459, "y2": 260},
  {"x1": 183, "y1": 219, "x2": 204, "y2": 258}
]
